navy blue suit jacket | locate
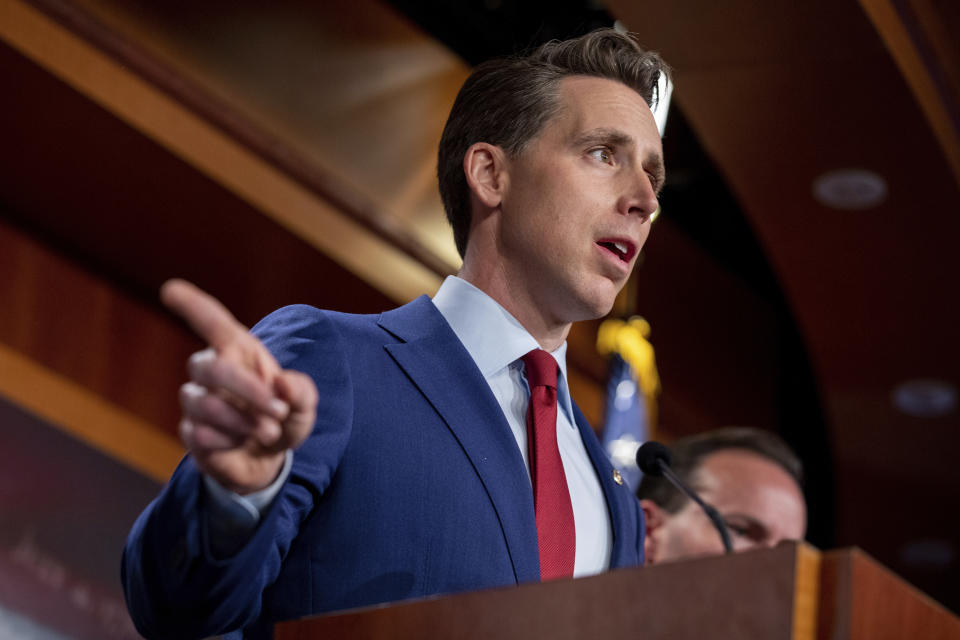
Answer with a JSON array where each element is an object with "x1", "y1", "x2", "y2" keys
[{"x1": 122, "y1": 296, "x2": 644, "y2": 639}]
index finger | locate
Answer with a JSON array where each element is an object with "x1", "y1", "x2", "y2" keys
[{"x1": 161, "y1": 279, "x2": 246, "y2": 350}]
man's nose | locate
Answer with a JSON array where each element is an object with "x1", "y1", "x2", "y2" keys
[{"x1": 618, "y1": 171, "x2": 659, "y2": 221}]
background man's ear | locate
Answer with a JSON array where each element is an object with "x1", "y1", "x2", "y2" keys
[
  {"x1": 463, "y1": 142, "x2": 507, "y2": 209},
  {"x1": 640, "y1": 499, "x2": 666, "y2": 566}
]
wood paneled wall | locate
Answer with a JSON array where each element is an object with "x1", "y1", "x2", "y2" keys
[{"x1": 0, "y1": 218, "x2": 185, "y2": 480}]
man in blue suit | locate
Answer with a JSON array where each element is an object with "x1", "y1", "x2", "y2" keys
[{"x1": 122, "y1": 28, "x2": 668, "y2": 639}]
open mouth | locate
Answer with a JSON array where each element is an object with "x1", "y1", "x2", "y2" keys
[{"x1": 596, "y1": 239, "x2": 636, "y2": 263}]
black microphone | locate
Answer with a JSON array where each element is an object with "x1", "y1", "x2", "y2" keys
[{"x1": 636, "y1": 441, "x2": 733, "y2": 554}]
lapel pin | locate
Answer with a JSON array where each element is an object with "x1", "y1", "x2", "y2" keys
[{"x1": 612, "y1": 469, "x2": 624, "y2": 485}]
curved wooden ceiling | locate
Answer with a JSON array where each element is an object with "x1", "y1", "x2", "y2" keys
[
  {"x1": 608, "y1": 0, "x2": 959, "y2": 607},
  {"x1": 0, "y1": 0, "x2": 956, "y2": 615}
]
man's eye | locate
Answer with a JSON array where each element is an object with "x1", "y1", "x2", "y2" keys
[
  {"x1": 724, "y1": 519, "x2": 768, "y2": 543},
  {"x1": 723, "y1": 519, "x2": 754, "y2": 537},
  {"x1": 589, "y1": 148, "x2": 613, "y2": 164}
]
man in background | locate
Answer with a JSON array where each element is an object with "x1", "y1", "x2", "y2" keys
[{"x1": 637, "y1": 427, "x2": 807, "y2": 564}]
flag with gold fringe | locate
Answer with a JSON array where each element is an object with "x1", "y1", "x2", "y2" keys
[{"x1": 596, "y1": 317, "x2": 660, "y2": 492}]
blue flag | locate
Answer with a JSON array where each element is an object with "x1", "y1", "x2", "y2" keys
[{"x1": 600, "y1": 353, "x2": 648, "y2": 492}]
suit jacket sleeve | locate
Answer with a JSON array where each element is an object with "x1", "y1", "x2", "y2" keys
[{"x1": 121, "y1": 305, "x2": 352, "y2": 640}]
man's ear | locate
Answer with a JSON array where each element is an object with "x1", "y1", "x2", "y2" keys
[
  {"x1": 463, "y1": 142, "x2": 507, "y2": 210},
  {"x1": 640, "y1": 499, "x2": 666, "y2": 566}
]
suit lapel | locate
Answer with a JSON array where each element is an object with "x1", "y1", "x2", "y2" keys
[
  {"x1": 572, "y1": 402, "x2": 639, "y2": 569},
  {"x1": 379, "y1": 297, "x2": 541, "y2": 584}
]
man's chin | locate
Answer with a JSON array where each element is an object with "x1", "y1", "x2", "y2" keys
[
  {"x1": 593, "y1": 279, "x2": 626, "y2": 314},
  {"x1": 568, "y1": 289, "x2": 619, "y2": 322}
]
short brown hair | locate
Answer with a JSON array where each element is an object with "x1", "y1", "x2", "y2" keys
[
  {"x1": 636, "y1": 427, "x2": 805, "y2": 513},
  {"x1": 437, "y1": 28, "x2": 669, "y2": 258}
]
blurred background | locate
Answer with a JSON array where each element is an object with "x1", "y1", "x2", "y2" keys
[{"x1": 0, "y1": 0, "x2": 957, "y2": 636}]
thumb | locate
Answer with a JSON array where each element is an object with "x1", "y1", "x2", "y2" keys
[{"x1": 273, "y1": 370, "x2": 318, "y2": 450}]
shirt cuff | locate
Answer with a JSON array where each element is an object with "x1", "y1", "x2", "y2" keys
[{"x1": 202, "y1": 450, "x2": 294, "y2": 556}]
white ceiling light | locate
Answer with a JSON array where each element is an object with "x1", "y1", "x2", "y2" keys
[
  {"x1": 614, "y1": 20, "x2": 671, "y2": 137},
  {"x1": 892, "y1": 378, "x2": 957, "y2": 417},
  {"x1": 652, "y1": 69, "x2": 672, "y2": 137},
  {"x1": 812, "y1": 168, "x2": 888, "y2": 209}
]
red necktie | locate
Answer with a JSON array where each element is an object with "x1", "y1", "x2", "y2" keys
[{"x1": 522, "y1": 348, "x2": 576, "y2": 580}]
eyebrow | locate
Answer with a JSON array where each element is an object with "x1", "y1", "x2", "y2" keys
[
  {"x1": 571, "y1": 127, "x2": 634, "y2": 150},
  {"x1": 572, "y1": 127, "x2": 666, "y2": 194}
]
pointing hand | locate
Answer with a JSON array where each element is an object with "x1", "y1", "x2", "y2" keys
[{"x1": 162, "y1": 279, "x2": 318, "y2": 494}]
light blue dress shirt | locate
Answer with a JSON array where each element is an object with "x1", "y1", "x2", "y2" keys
[
  {"x1": 206, "y1": 276, "x2": 612, "y2": 576},
  {"x1": 432, "y1": 276, "x2": 611, "y2": 577}
]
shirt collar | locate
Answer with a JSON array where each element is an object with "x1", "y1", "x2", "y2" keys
[{"x1": 432, "y1": 275, "x2": 576, "y2": 426}]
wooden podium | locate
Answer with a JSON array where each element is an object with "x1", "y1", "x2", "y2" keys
[{"x1": 274, "y1": 543, "x2": 960, "y2": 639}]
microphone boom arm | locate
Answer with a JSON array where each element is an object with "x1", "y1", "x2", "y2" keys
[{"x1": 656, "y1": 460, "x2": 733, "y2": 554}]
